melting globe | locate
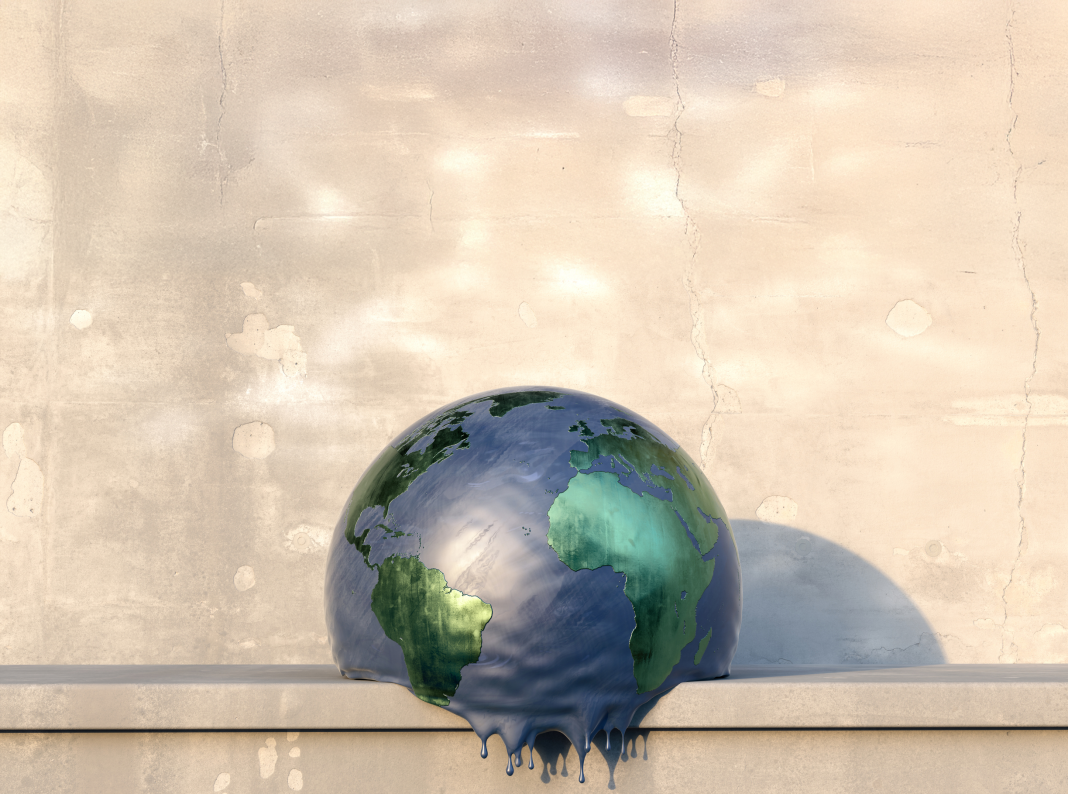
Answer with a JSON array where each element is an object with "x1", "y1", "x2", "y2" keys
[{"x1": 325, "y1": 387, "x2": 742, "y2": 780}]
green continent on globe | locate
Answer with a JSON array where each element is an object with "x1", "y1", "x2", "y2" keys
[
  {"x1": 547, "y1": 418, "x2": 725, "y2": 693},
  {"x1": 371, "y1": 555, "x2": 493, "y2": 706}
]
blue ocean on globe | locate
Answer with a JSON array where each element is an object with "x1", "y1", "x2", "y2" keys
[{"x1": 324, "y1": 387, "x2": 742, "y2": 779}]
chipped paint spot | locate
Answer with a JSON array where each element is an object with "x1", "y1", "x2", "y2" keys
[
  {"x1": 226, "y1": 314, "x2": 307, "y2": 377},
  {"x1": 7, "y1": 458, "x2": 43, "y2": 517},
  {"x1": 69, "y1": 309, "x2": 92, "y2": 329},
  {"x1": 1037, "y1": 623, "x2": 1067, "y2": 639},
  {"x1": 285, "y1": 524, "x2": 330, "y2": 553},
  {"x1": 714, "y1": 385, "x2": 741, "y2": 413},
  {"x1": 3, "y1": 423, "x2": 25, "y2": 459},
  {"x1": 755, "y1": 78, "x2": 786, "y2": 97},
  {"x1": 518, "y1": 301, "x2": 537, "y2": 328},
  {"x1": 893, "y1": 548, "x2": 909, "y2": 556},
  {"x1": 241, "y1": 282, "x2": 263, "y2": 299},
  {"x1": 974, "y1": 618, "x2": 997, "y2": 628},
  {"x1": 233, "y1": 421, "x2": 275, "y2": 459},
  {"x1": 289, "y1": 747, "x2": 300, "y2": 758},
  {"x1": 287, "y1": 732, "x2": 300, "y2": 741},
  {"x1": 288, "y1": 769, "x2": 304, "y2": 791},
  {"x1": 886, "y1": 299, "x2": 932, "y2": 337},
  {"x1": 258, "y1": 737, "x2": 277, "y2": 778},
  {"x1": 622, "y1": 95, "x2": 675, "y2": 117},
  {"x1": 756, "y1": 495, "x2": 798, "y2": 523},
  {"x1": 234, "y1": 566, "x2": 256, "y2": 591},
  {"x1": 213, "y1": 772, "x2": 231, "y2": 792}
]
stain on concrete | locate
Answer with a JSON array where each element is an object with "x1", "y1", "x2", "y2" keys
[
  {"x1": 213, "y1": 772, "x2": 230, "y2": 792},
  {"x1": 4, "y1": 423, "x2": 42, "y2": 519},
  {"x1": 886, "y1": 299, "x2": 932, "y2": 337},
  {"x1": 258, "y1": 737, "x2": 277, "y2": 778},
  {"x1": 518, "y1": 301, "x2": 538, "y2": 328},
  {"x1": 240, "y1": 282, "x2": 263, "y2": 299},
  {"x1": 622, "y1": 95, "x2": 675, "y2": 117},
  {"x1": 714, "y1": 385, "x2": 741, "y2": 413},
  {"x1": 756, "y1": 495, "x2": 798, "y2": 523},
  {"x1": 3, "y1": 423, "x2": 25, "y2": 459},
  {"x1": 288, "y1": 769, "x2": 304, "y2": 790},
  {"x1": 226, "y1": 314, "x2": 307, "y2": 377},
  {"x1": 755, "y1": 78, "x2": 786, "y2": 97},
  {"x1": 284, "y1": 524, "x2": 330, "y2": 553},
  {"x1": 7, "y1": 459, "x2": 43, "y2": 517},
  {"x1": 233, "y1": 421, "x2": 275, "y2": 459},
  {"x1": 233, "y1": 566, "x2": 256, "y2": 592},
  {"x1": 69, "y1": 309, "x2": 92, "y2": 330}
]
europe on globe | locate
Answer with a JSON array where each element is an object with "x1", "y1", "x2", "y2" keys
[{"x1": 324, "y1": 387, "x2": 742, "y2": 779}]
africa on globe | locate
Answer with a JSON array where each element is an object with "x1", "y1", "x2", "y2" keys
[{"x1": 324, "y1": 387, "x2": 742, "y2": 779}]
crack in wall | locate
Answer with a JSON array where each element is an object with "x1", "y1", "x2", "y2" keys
[
  {"x1": 1000, "y1": 1, "x2": 1039, "y2": 664},
  {"x1": 426, "y1": 180, "x2": 435, "y2": 232},
  {"x1": 215, "y1": 0, "x2": 230, "y2": 205},
  {"x1": 670, "y1": 0, "x2": 719, "y2": 470}
]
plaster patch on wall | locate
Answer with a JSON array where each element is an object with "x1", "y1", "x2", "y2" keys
[
  {"x1": 756, "y1": 495, "x2": 798, "y2": 523},
  {"x1": 886, "y1": 299, "x2": 932, "y2": 337},
  {"x1": 974, "y1": 618, "x2": 997, "y2": 628},
  {"x1": 622, "y1": 95, "x2": 675, "y2": 117},
  {"x1": 518, "y1": 301, "x2": 538, "y2": 328},
  {"x1": 755, "y1": 78, "x2": 786, "y2": 97},
  {"x1": 69, "y1": 309, "x2": 92, "y2": 330},
  {"x1": 226, "y1": 314, "x2": 307, "y2": 377},
  {"x1": 258, "y1": 737, "x2": 277, "y2": 778},
  {"x1": 241, "y1": 282, "x2": 263, "y2": 299},
  {"x1": 7, "y1": 458, "x2": 43, "y2": 518},
  {"x1": 234, "y1": 566, "x2": 256, "y2": 591},
  {"x1": 893, "y1": 548, "x2": 909, "y2": 556},
  {"x1": 288, "y1": 769, "x2": 304, "y2": 791},
  {"x1": 287, "y1": 732, "x2": 300, "y2": 741},
  {"x1": 284, "y1": 524, "x2": 330, "y2": 553},
  {"x1": 0, "y1": 148, "x2": 52, "y2": 281},
  {"x1": 289, "y1": 747, "x2": 301, "y2": 757},
  {"x1": 714, "y1": 385, "x2": 741, "y2": 413},
  {"x1": 213, "y1": 772, "x2": 230, "y2": 792},
  {"x1": 3, "y1": 423, "x2": 26, "y2": 459},
  {"x1": 1035, "y1": 623, "x2": 1066, "y2": 639},
  {"x1": 233, "y1": 421, "x2": 275, "y2": 459}
]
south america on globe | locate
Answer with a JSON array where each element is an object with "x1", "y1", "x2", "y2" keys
[{"x1": 324, "y1": 387, "x2": 742, "y2": 780}]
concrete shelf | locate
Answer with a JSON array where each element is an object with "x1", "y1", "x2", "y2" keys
[
  {"x1": 4, "y1": 665, "x2": 1068, "y2": 792},
  {"x1": 3, "y1": 663, "x2": 1068, "y2": 730}
]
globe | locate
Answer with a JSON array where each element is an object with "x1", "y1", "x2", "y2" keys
[{"x1": 324, "y1": 387, "x2": 742, "y2": 779}]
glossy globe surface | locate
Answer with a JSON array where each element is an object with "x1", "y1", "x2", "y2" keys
[{"x1": 325, "y1": 387, "x2": 741, "y2": 774}]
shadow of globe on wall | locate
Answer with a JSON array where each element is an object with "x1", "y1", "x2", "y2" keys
[{"x1": 731, "y1": 520, "x2": 945, "y2": 665}]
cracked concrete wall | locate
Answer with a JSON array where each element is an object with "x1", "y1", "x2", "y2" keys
[{"x1": 0, "y1": 0, "x2": 1065, "y2": 666}]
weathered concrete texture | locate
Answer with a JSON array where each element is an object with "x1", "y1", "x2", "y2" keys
[
  {"x1": 1, "y1": 0, "x2": 1067, "y2": 667},
  {"x1": 4, "y1": 728, "x2": 1068, "y2": 793}
]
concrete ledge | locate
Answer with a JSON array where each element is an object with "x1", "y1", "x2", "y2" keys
[{"x1": 3, "y1": 664, "x2": 1068, "y2": 731}]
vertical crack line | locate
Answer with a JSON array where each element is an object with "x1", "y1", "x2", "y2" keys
[
  {"x1": 1000, "y1": 1, "x2": 1039, "y2": 663},
  {"x1": 426, "y1": 180, "x2": 435, "y2": 232},
  {"x1": 216, "y1": 0, "x2": 230, "y2": 205},
  {"x1": 670, "y1": 0, "x2": 718, "y2": 469}
]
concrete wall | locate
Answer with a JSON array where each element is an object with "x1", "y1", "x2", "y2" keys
[{"x1": 1, "y1": 0, "x2": 1065, "y2": 666}]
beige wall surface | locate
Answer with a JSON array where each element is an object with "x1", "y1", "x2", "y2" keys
[{"x1": 0, "y1": 0, "x2": 1065, "y2": 667}]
